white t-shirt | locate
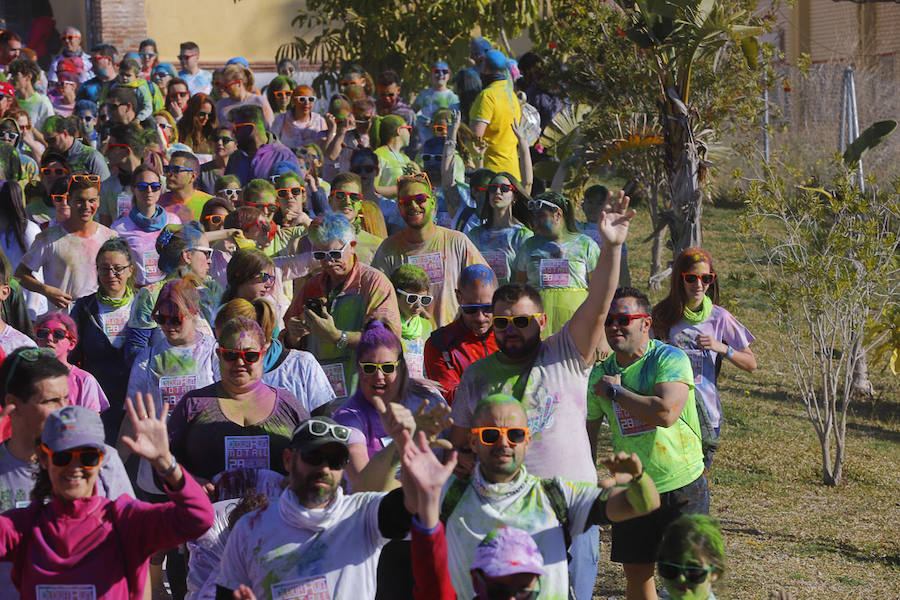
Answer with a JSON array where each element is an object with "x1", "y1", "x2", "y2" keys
[
  {"x1": 444, "y1": 466, "x2": 604, "y2": 600},
  {"x1": 217, "y1": 488, "x2": 389, "y2": 600},
  {"x1": 0, "y1": 222, "x2": 41, "y2": 271},
  {"x1": 261, "y1": 350, "x2": 335, "y2": 415},
  {"x1": 0, "y1": 324, "x2": 36, "y2": 355},
  {"x1": 98, "y1": 301, "x2": 133, "y2": 348},
  {"x1": 20, "y1": 223, "x2": 118, "y2": 308}
]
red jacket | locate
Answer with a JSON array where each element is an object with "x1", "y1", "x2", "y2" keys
[
  {"x1": 424, "y1": 318, "x2": 497, "y2": 405},
  {"x1": 411, "y1": 519, "x2": 456, "y2": 600}
]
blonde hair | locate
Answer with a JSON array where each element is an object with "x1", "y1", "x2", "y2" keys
[
  {"x1": 215, "y1": 297, "x2": 276, "y2": 341},
  {"x1": 222, "y1": 64, "x2": 253, "y2": 91}
]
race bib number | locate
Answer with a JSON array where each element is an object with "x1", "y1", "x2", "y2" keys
[
  {"x1": 224, "y1": 435, "x2": 270, "y2": 470},
  {"x1": 36, "y1": 585, "x2": 96, "y2": 600},
  {"x1": 143, "y1": 249, "x2": 160, "y2": 278},
  {"x1": 408, "y1": 252, "x2": 444, "y2": 284},
  {"x1": 271, "y1": 576, "x2": 331, "y2": 600},
  {"x1": 116, "y1": 191, "x2": 132, "y2": 219},
  {"x1": 685, "y1": 349, "x2": 705, "y2": 384},
  {"x1": 158, "y1": 375, "x2": 197, "y2": 415},
  {"x1": 539, "y1": 259, "x2": 570, "y2": 288},
  {"x1": 100, "y1": 305, "x2": 130, "y2": 344},
  {"x1": 322, "y1": 363, "x2": 347, "y2": 398},
  {"x1": 482, "y1": 250, "x2": 508, "y2": 280},
  {"x1": 612, "y1": 400, "x2": 655, "y2": 437}
]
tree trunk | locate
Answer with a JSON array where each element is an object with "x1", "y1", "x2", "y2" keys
[
  {"x1": 644, "y1": 178, "x2": 667, "y2": 289},
  {"x1": 851, "y1": 348, "x2": 875, "y2": 397},
  {"x1": 661, "y1": 87, "x2": 703, "y2": 258},
  {"x1": 820, "y1": 421, "x2": 837, "y2": 486}
]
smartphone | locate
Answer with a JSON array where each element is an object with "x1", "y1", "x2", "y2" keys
[{"x1": 305, "y1": 297, "x2": 325, "y2": 318}]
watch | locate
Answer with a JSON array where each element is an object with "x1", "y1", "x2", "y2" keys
[
  {"x1": 725, "y1": 346, "x2": 735, "y2": 359},
  {"x1": 335, "y1": 330, "x2": 349, "y2": 351}
]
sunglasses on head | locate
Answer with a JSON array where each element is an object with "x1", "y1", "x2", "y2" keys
[
  {"x1": 397, "y1": 289, "x2": 433, "y2": 307},
  {"x1": 330, "y1": 190, "x2": 362, "y2": 203},
  {"x1": 359, "y1": 361, "x2": 400, "y2": 375},
  {"x1": 153, "y1": 312, "x2": 185, "y2": 327},
  {"x1": 682, "y1": 272, "x2": 716, "y2": 285},
  {"x1": 214, "y1": 135, "x2": 235, "y2": 144},
  {"x1": 247, "y1": 201, "x2": 278, "y2": 214},
  {"x1": 35, "y1": 327, "x2": 71, "y2": 342},
  {"x1": 312, "y1": 242, "x2": 349, "y2": 261},
  {"x1": 656, "y1": 562, "x2": 715, "y2": 584},
  {"x1": 604, "y1": 313, "x2": 648, "y2": 327},
  {"x1": 297, "y1": 419, "x2": 351, "y2": 441},
  {"x1": 492, "y1": 314, "x2": 542, "y2": 330},
  {"x1": 421, "y1": 153, "x2": 442, "y2": 162},
  {"x1": 461, "y1": 303, "x2": 493, "y2": 315},
  {"x1": 351, "y1": 165, "x2": 376, "y2": 174},
  {"x1": 42, "y1": 444, "x2": 104, "y2": 469},
  {"x1": 471, "y1": 426, "x2": 530, "y2": 446},
  {"x1": 134, "y1": 181, "x2": 162, "y2": 192},
  {"x1": 67, "y1": 173, "x2": 101, "y2": 193},
  {"x1": 202, "y1": 214, "x2": 225, "y2": 226},
  {"x1": 219, "y1": 188, "x2": 240, "y2": 198},
  {"x1": 276, "y1": 187, "x2": 305, "y2": 199},
  {"x1": 300, "y1": 449, "x2": 349, "y2": 469},
  {"x1": 217, "y1": 347, "x2": 262, "y2": 363}
]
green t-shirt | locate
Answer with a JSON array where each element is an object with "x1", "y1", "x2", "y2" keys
[{"x1": 587, "y1": 339, "x2": 704, "y2": 493}]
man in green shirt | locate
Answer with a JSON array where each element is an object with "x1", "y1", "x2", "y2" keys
[{"x1": 587, "y1": 286, "x2": 708, "y2": 600}]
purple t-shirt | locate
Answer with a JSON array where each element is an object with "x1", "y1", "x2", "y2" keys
[
  {"x1": 333, "y1": 383, "x2": 446, "y2": 459},
  {"x1": 667, "y1": 305, "x2": 755, "y2": 428},
  {"x1": 111, "y1": 211, "x2": 181, "y2": 285},
  {"x1": 168, "y1": 383, "x2": 310, "y2": 481}
]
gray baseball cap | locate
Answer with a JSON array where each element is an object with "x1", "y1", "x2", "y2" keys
[{"x1": 42, "y1": 405, "x2": 105, "y2": 452}]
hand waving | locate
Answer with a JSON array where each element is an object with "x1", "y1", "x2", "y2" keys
[
  {"x1": 413, "y1": 399, "x2": 454, "y2": 450},
  {"x1": 120, "y1": 392, "x2": 171, "y2": 467},
  {"x1": 598, "y1": 451, "x2": 643, "y2": 488},
  {"x1": 400, "y1": 430, "x2": 457, "y2": 500},
  {"x1": 372, "y1": 395, "x2": 416, "y2": 453},
  {"x1": 597, "y1": 189, "x2": 635, "y2": 247}
]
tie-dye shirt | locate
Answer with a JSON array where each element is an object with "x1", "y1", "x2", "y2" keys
[
  {"x1": 513, "y1": 232, "x2": 599, "y2": 290},
  {"x1": 216, "y1": 488, "x2": 389, "y2": 600},
  {"x1": 451, "y1": 324, "x2": 597, "y2": 483},
  {"x1": 169, "y1": 384, "x2": 310, "y2": 482},
  {"x1": 444, "y1": 466, "x2": 607, "y2": 600},
  {"x1": 665, "y1": 306, "x2": 755, "y2": 428},
  {"x1": 20, "y1": 222, "x2": 119, "y2": 309},
  {"x1": 159, "y1": 190, "x2": 213, "y2": 223},
  {"x1": 371, "y1": 226, "x2": 487, "y2": 327},
  {"x1": 0, "y1": 324, "x2": 36, "y2": 355},
  {"x1": 468, "y1": 224, "x2": 533, "y2": 284},
  {"x1": 587, "y1": 339, "x2": 704, "y2": 494},
  {"x1": 111, "y1": 211, "x2": 182, "y2": 285}
]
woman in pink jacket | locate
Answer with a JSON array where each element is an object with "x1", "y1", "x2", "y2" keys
[{"x1": 0, "y1": 393, "x2": 215, "y2": 600}]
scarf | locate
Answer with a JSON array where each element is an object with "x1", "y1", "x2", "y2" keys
[
  {"x1": 683, "y1": 295, "x2": 712, "y2": 325},
  {"x1": 128, "y1": 205, "x2": 168, "y2": 232},
  {"x1": 472, "y1": 462, "x2": 529, "y2": 500},
  {"x1": 278, "y1": 486, "x2": 344, "y2": 532},
  {"x1": 401, "y1": 315, "x2": 426, "y2": 341},
  {"x1": 97, "y1": 286, "x2": 134, "y2": 309},
  {"x1": 263, "y1": 338, "x2": 284, "y2": 373}
]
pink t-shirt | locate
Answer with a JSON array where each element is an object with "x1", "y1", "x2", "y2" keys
[
  {"x1": 67, "y1": 365, "x2": 110, "y2": 412},
  {"x1": 111, "y1": 212, "x2": 182, "y2": 286}
]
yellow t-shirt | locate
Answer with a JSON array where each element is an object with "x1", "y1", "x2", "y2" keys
[{"x1": 470, "y1": 79, "x2": 522, "y2": 180}]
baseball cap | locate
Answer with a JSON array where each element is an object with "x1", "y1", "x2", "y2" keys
[
  {"x1": 0, "y1": 81, "x2": 15, "y2": 97},
  {"x1": 226, "y1": 56, "x2": 250, "y2": 68},
  {"x1": 42, "y1": 406, "x2": 106, "y2": 452},
  {"x1": 269, "y1": 160, "x2": 297, "y2": 180},
  {"x1": 485, "y1": 50, "x2": 509, "y2": 72},
  {"x1": 471, "y1": 527, "x2": 546, "y2": 578},
  {"x1": 288, "y1": 417, "x2": 351, "y2": 452}
]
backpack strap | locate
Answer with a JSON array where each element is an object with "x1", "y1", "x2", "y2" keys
[
  {"x1": 439, "y1": 477, "x2": 471, "y2": 524},
  {"x1": 540, "y1": 478, "x2": 572, "y2": 558},
  {"x1": 428, "y1": 325, "x2": 457, "y2": 373}
]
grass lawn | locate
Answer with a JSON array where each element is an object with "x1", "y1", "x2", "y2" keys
[{"x1": 590, "y1": 202, "x2": 900, "y2": 598}]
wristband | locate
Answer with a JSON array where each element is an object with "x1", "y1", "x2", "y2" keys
[
  {"x1": 336, "y1": 330, "x2": 349, "y2": 351},
  {"x1": 625, "y1": 469, "x2": 655, "y2": 513},
  {"x1": 725, "y1": 346, "x2": 734, "y2": 359},
  {"x1": 156, "y1": 457, "x2": 178, "y2": 478}
]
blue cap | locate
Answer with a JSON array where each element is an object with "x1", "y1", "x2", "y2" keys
[
  {"x1": 122, "y1": 51, "x2": 140, "y2": 64},
  {"x1": 432, "y1": 60, "x2": 449, "y2": 71},
  {"x1": 226, "y1": 56, "x2": 249, "y2": 68},
  {"x1": 42, "y1": 406, "x2": 105, "y2": 452},
  {"x1": 269, "y1": 160, "x2": 297, "y2": 179},
  {"x1": 471, "y1": 37, "x2": 491, "y2": 56},
  {"x1": 485, "y1": 50, "x2": 508, "y2": 72}
]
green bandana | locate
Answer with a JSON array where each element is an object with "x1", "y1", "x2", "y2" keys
[
  {"x1": 683, "y1": 295, "x2": 712, "y2": 325},
  {"x1": 98, "y1": 286, "x2": 134, "y2": 309},
  {"x1": 401, "y1": 315, "x2": 426, "y2": 341}
]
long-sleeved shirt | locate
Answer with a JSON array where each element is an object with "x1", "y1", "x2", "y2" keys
[
  {"x1": 411, "y1": 518, "x2": 456, "y2": 600},
  {"x1": 0, "y1": 472, "x2": 214, "y2": 600}
]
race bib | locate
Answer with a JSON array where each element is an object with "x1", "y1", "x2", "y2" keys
[
  {"x1": 539, "y1": 259, "x2": 570, "y2": 288},
  {"x1": 321, "y1": 363, "x2": 347, "y2": 398},
  {"x1": 271, "y1": 576, "x2": 331, "y2": 600},
  {"x1": 36, "y1": 585, "x2": 96, "y2": 600},
  {"x1": 408, "y1": 252, "x2": 444, "y2": 284},
  {"x1": 612, "y1": 400, "x2": 655, "y2": 437},
  {"x1": 482, "y1": 250, "x2": 508, "y2": 280},
  {"x1": 116, "y1": 191, "x2": 132, "y2": 219},
  {"x1": 158, "y1": 375, "x2": 197, "y2": 415},
  {"x1": 685, "y1": 348, "x2": 705, "y2": 384},
  {"x1": 224, "y1": 435, "x2": 270, "y2": 470},
  {"x1": 100, "y1": 305, "x2": 130, "y2": 346},
  {"x1": 143, "y1": 249, "x2": 160, "y2": 278}
]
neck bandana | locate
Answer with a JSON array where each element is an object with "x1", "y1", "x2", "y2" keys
[
  {"x1": 128, "y1": 205, "x2": 168, "y2": 232},
  {"x1": 683, "y1": 294, "x2": 712, "y2": 325}
]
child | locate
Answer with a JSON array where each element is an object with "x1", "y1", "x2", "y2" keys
[
  {"x1": 657, "y1": 514, "x2": 725, "y2": 600},
  {"x1": 390, "y1": 264, "x2": 434, "y2": 379},
  {"x1": 34, "y1": 312, "x2": 109, "y2": 413},
  {"x1": 116, "y1": 58, "x2": 154, "y2": 123}
]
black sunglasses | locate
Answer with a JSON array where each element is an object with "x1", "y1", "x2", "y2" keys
[
  {"x1": 218, "y1": 348, "x2": 262, "y2": 363},
  {"x1": 421, "y1": 154, "x2": 442, "y2": 162},
  {"x1": 461, "y1": 303, "x2": 492, "y2": 315},
  {"x1": 35, "y1": 327, "x2": 70, "y2": 342},
  {"x1": 301, "y1": 449, "x2": 349, "y2": 469},
  {"x1": 153, "y1": 313, "x2": 185, "y2": 327},
  {"x1": 134, "y1": 181, "x2": 162, "y2": 192},
  {"x1": 657, "y1": 562, "x2": 715, "y2": 584},
  {"x1": 488, "y1": 183, "x2": 513, "y2": 194},
  {"x1": 351, "y1": 165, "x2": 377, "y2": 174},
  {"x1": 42, "y1": 445, "x2": 104, "y2": 469},
  {"x1": 682, "y1": 273, "x2": 716, "y2": 285}
]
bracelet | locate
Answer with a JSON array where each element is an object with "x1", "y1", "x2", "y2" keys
[
  {"x1": 444, "y1": 138, "x2": 457, "y2": 148},
  {"x1": 725, "y1": 346, "x2": 734, "y2": 359},
  {"x1": 156, "y1": 457, "x2": 178, "y2": 478}
]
